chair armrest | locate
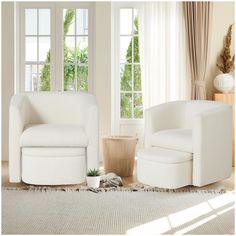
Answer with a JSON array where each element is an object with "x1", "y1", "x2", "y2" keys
[
  {"x1": 145, "y1": 101, "x2": 185, "y2": 147},
  {"x1": 85, "y1": 105, "x2": 99, "y2": 170},
  {"x1": 192, "y1": 105, "x2": 232, "y2": 186},
  {"x1": 9, "y1": 95, "x2": 29, "y2": 182}
]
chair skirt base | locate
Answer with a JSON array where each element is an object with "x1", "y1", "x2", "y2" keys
[
  {"x1": 137, "y1": 158, "x2": 193, "y2": 189},
  {"x1": 22, "y1": 148, "x2": 86, "y2": 185}
]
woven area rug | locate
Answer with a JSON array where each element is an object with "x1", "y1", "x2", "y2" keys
[
  {"x1": 2, "y1": 188, "x2": 235, "y2": 234},
  {"x1": 2, "y1": 183, "x2": 228, "y2": 194}
]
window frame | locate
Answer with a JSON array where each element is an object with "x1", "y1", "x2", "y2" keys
[
  {"x1": 17, "y1": 2, "x2": 94, "y2": 93},
  {"x1": 113, "y1": 2, "x2": 143, "y2": 132}
]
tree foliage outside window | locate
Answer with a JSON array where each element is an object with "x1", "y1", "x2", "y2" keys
[
  {"x1": 39, "y1": 9, "x2": 88, "y2": 91},
  {"x1": 120, "y1": 17, "x2": 143, "y2": 119}
]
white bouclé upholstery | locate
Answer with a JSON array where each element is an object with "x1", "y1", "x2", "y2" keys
[
  {"x1": 138, "y1": 100, "x2": 232, "y2": 188},
  {"x1": 9, "y1": 92, "x2": 99, "y2": 185},
  {"x1": 138, "y1": 147, "x2": 192, "y2": 164},
  {"x1": 150, "y1": 129, "x2": 193, "y2": 153},
  {"x1": 20, "y1": 124, "x2": 88, "y2": 147}
]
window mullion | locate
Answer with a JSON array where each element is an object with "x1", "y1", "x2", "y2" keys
[
  {"x1": 74, "y1": 9, "x2": 78, "y2": 91},
  {"x1": 55, "y1": 6, "x2": 63, "y2": 91},
  {"x1": 50, "y1": 4, "x2": 56, "y2": 91},
  {"x1": 36, "y1": 9, "x2": 39, "y2": 92},
  {"x1": 131, "y1": 8, "x2": 134, "y2": 119}
]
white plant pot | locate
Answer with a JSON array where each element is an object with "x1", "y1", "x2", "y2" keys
[
  {"x1": 214, "y1": 73, "x2": 234, "y2": 93},
  {"x1": 86, "y1": 176, "x2": 101, "y2": 188}
]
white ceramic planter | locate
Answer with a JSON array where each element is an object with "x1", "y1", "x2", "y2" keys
[
  {"x1": 214, "y1": 73, "x2": 234, "y2": 93},
  {"x1": 86, "y1": 176, "x2": 101, "y2": 188}
]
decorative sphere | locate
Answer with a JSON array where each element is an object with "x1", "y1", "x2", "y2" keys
[{"x1": 214, "y1": 73, "x2": 234, "y2": 93}]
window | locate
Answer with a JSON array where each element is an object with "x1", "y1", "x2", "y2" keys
[
  {"x1": 18, "y1": 3, "x2": 93, "y2": 93},
  {"x1": 24, "y1": 9, "x2": 51, "y2": 91},
  {"x1": 63, "y1": 9, "x2": 88, "y2": 91},
  {"x1": 119, "y1": 8, "x2": 143, "y2": 119}
]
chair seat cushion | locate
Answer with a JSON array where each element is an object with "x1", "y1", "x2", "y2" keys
[
  {"x1": 138, "y1": 147, "x2": 192, "y2": 164},
  {"x1": 20, "y1": 124, "x2": 88, "y2": 147},
  {"x1": 150, "y1": 129, "x2": 193, "y2": 153},
  {"x1": 22, "y1": 147, "x2": 86, "y2": 157}
]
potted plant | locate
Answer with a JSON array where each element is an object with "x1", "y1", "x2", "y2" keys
[
  {"x1": 86, "y1": 169, "x2": 101, "y2": 188},
  {"x1": 214, "y1": 24, "x2": 235, "y2": 93}
]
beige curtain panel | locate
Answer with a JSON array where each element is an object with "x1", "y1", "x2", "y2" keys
[{"x1": 183, "y1": 2, "x2": 212, "y2": 100}]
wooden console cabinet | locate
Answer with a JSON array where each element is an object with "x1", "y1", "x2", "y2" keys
[{"x1": 214, "y1": 93, "x2": 235, "y2": 167}]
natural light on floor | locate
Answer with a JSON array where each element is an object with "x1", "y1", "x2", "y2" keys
[{"x1": 126, "y1": 191, "x2": 235, "y2": 235}]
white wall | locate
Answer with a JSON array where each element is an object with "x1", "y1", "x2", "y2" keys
[
  {"x1": 206, "y1": 2, "x2": 235, "y2": 99},
  {"x1": 1, "y1": 2, "x2": 15, "y2": 161}
]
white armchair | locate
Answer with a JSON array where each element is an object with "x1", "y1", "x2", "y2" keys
[
  {"x1": 9, "y1": 92, "x2": 99, "y2": 185},
  {"x1": 138, "y1": 100, "x2": 232, "y2": 188}
]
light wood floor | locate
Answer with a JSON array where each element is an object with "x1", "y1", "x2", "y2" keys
[{"x1": 2, "y1": 161, "x2": 235, "y2": 190}]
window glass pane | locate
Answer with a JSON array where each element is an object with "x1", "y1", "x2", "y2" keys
[
  {"x1": 134, "y1": 93, "x2": 143, "y2": 118},
  {"x1": 76, "y1": 43, "x2": 88, "y2": 64},
  {"x1": 77, "y1": 36, "x2": 88, "y2": 51},
  {"x1": 39, "y1": 37, "x2": 50, "y2": 61},
  {"x1": 25, "y1": 9, "x2": 37, "y2": 35},
  {"x1": 120, "y1": 64, "x2": 132, "y2": 91},
  {"x1": 64, "y1": 64, "x2": 76, "y2": 91},
  {"x1": 120, "y1": 9, "x2": 132, "y2": 35},
  {"x1": 65, "y1": 37, "x2": 76, "y2": 64},
  {"x1": 65, "y1": 36, "x2": 75, "y2": 50},
  {"x1": 76, "y1": 9, "x2": 88, "y2": 35},
  {"x1": 134, "y1": 9, "x2": 138, "y2": 35},
  {"x1": 64, "y1": 9, "x2": 75, "y2": 35},
  {"x1": 25, "y1": 64, "x2": 37, "y2": 91},
  {"x1": 25, "y1": 37, "x2": 37, "y2": 61},
  {"x1": 77, "y1": 65, "x2": 88, "y2": 91},
  {"x1": 121, "y1": 93, "x2": 132, "y2": 118},
  {"x1": 39, "y1": 63, "x2": 50, "y2": 91},
  {"x1": 39, "y1": 9, "x2": 50, "y2": 35},
  {"x1": 133, "y1": 36, "x2": 140, "y2": 63},
  {"x1": 134, "y1": 64, "x2": 141, "y2": 91},
  {"x1": 120, "y1": 36, "x2": 132, "y2": 63}
]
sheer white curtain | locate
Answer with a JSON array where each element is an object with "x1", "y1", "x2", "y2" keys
[{"x1": 139, "y1": 2, "x2": 190, "y2": 109}]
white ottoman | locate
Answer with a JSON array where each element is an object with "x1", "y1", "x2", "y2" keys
[
  {"x1": 137, "y1": 147, "x2": 193, "y2": 189},
  {"x1": 21, "y1": 147, "x2": 86, "y2": 185}
]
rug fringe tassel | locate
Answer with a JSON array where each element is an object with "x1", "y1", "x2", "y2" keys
[{"x1": 2, "y1": 185, "x2": 226, "y2": 194}]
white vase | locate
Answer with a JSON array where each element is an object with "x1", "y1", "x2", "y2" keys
[
  {"x1": 214, "y1": 73, "x2": 234, "y2": 93},
  {"x1": 86, "y1": 176, "x2": 101, "y2": 188}
]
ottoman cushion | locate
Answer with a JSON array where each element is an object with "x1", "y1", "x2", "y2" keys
[{"x1": 138, "y1": 147, "x2": 192, "y2": 164}]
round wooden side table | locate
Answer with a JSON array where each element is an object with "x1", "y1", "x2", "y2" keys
[{"x1": 102, "y1": 136, "x2": 138, "y2": 177}]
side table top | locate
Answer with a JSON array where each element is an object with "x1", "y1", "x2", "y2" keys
[{"x1": 102, "y1": 135, "x2": 138, "y2": 141}]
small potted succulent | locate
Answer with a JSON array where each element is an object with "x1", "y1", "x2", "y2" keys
[{"x1": 86, "y1": 169, "x2": 101, "y2": 188}]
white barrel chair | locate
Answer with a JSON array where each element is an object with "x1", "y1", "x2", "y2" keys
[
  {"x1": 137, "y1": 100, "x2": 232, "y2": 188},
  {"x1": 9, "y1": 92, "x2": 99, "y2": 185}
]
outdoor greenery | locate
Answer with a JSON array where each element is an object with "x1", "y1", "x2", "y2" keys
[
  {"x1": 120, "y1": 17, "x2": 143, "y2": 119},
  {"x1": 39, "y1": 9, "x2": 88, "y2": 91}
]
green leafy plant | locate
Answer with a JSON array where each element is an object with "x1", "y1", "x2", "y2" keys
[
  {"x1": 87, "y1": 168, "x2": 101, "y2": 177},
  {"x1": 217, "y1": 24, "x2": 235, "y2": 73},
  {"x1": 39, "y1": 9, "x2": 88, "y2": 91}
]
